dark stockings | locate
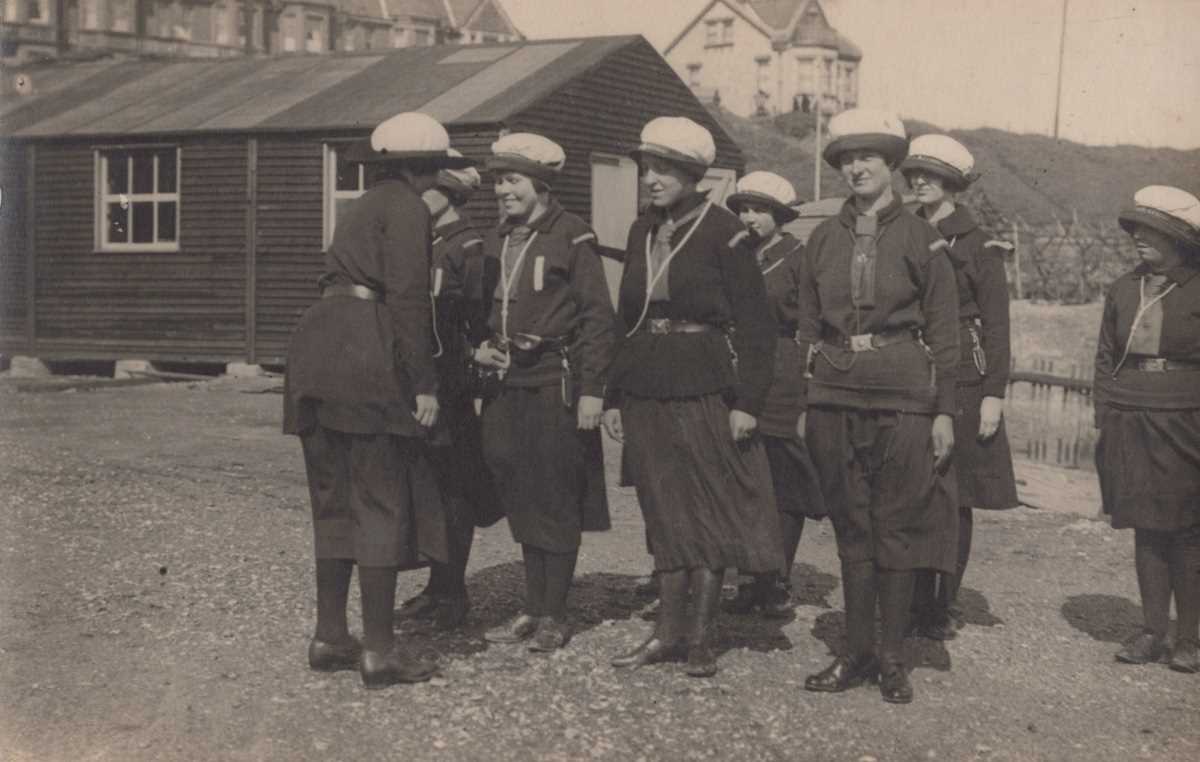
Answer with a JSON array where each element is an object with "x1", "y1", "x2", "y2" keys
[
  {"x1": 521, "y1": 544, "x2": 547, "y2": 617},
  {"x1": 429, "y1": 521, "x2": 475, "y2": 597},
  {"x1": 1135, "y1": 529, "x2": 1173, "y2": 637},
  {"x1": 878, "y1": 569, "x2": 915, "y2": 667},
  {"x1": 521, "y1": 544, "x2": 578, "y2": 620},
  {"x1": 1166, "y1": 526, "x2": 1200, "y2": 644},
  {"x1": 841, "y1": 560, "x2": 878, "y2": 658},
  {"x1": 314, "y1": 558, "x2": 354, "y2": 644},
  {"x1": 780, "y1": 513, "x2": 806, "y2": 580},
  {"x1": 359, "y1": 565, "x2": 400, "y2": 653}
]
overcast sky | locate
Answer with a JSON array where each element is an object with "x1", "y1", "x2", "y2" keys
[{"x1": 499, "y1": 0, "x2": 1200, "y2": 149}]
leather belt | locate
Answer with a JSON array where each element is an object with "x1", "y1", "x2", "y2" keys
[
  {"x1": 641, "y1": 319, "x2": 714, "y2": 335},
  {"x1": 1133, "y1": 357, "x2": 1200, "y2": 372},
  {"x1": 825, "y1": 327, "x2": 918, "y2": 353},
  {"x1": 322, "y1": 284, "x2": 383, "y2": 303}
]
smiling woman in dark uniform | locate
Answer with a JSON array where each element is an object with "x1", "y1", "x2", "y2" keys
[
  {"x1": 797, "y1": 109, "x2": 960, "y2": 704},
  {"x1": 606, "y1": 117, "x2": 780, "y2": 678},
  {"x1": 473, "y1": 133, "x2": 618, "y2": 653},
  {"x1": 283, "y1": 112, "x2": 474, "y2": 689},
  {"x1": 901, "y1": 135, "x2": 1019, "y2": 640},
  {"x1": 723, "y1": 171, "x2": 826, "y2": 618},
  {"x1": 1095, "y1": 185, "x2": 1200, "y2": 674}
]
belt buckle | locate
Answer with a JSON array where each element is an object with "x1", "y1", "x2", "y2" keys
[
  {"x1": 1140, "y1": 358, "x2": 1167, "y2": 372},
  {"x1": 849, "y1": 334, "x2": 875, "y2": 353},
  {"x1": 649, "y1": 319, "x2": 670, "y2": 335}
]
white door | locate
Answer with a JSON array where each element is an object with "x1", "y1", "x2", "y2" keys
[{"x1": 590, "y1": 152, "x2": 639, "y2": 310}]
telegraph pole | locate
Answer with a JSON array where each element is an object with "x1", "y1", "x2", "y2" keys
[{"x1": 1052, "y1": 0, "x2": 1069, "y2": 139}]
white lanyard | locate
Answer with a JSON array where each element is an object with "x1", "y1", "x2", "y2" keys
[
  {"x1": 499, "y1": 230, "x2": 539, "y2": 341},
  {"x1": 758, "y1": 235, "x2": 785, "y2": 276},
  {"x1": 626, "y1": 200, "x2": 713, "y2": 338},
  {"x1": 1112, "y1": 275, "x2": 1177, "y2": 376}
]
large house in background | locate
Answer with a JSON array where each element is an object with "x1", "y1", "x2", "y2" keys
[
  {"x1": 663, "y1": 0, "x2": 860, "y2": 118},
  {"x1": 0, "y1": 0, "x2": 521, "y2": 62}
]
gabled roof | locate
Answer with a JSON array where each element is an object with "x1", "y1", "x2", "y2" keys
[
  {"x1": 386, "y1": 0, "x2": 448, "y2": 21},
  {"x1": 0, "y1": 37, "x2": 644, "y2": 139},
  {"x1": 746, "y1": 0, "x2": 805, "y2": 30},
  {"x1": 664, "y1": 0, "x2": 856, "y2": 58}
]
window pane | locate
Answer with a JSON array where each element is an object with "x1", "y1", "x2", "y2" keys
[
  {"x1": 107, "y1": 153, "x2": 129, "y2": 194},
  {"x1": 157, "y1": 202, "x2": 177, "y2": 242},
  {"x1": 158, "y1": 150, "x2": 177, "y2": 193},
  {"x1": 132, "y1": 201, "x2": 155, "y2": 243},
  {"x1": 335, "y1": 151, "x2": 360, "y2": 191},
  {"x1": 132, "y1": 153, "x2": 155, "y2": 194},
  {"x1": 334, "y1": 197, "x2": 355, "y2": 227},
  {"x1": 107, "y1": 202, "x2": 128, "y2": 243}
]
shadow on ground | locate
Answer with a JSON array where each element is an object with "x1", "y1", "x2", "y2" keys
[
  {"x1": 958, "y1": 587, "x2": 1004, "y2": 628},
  {"x1": 789, "y1": 562, "x2": 839, "y2": 608},
  {"x1": 1061, "y1": 593, "x2": 1143, "y2": 644}
]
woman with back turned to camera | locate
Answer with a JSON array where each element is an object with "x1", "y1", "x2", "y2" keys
[
  {"x1": 1095, "y1": 185, "x2": 1200, "y2": 674},
  {"x1": 901, "y1": 135, "x2": 1019, "y2": 641},
  {"x1": 796, "y1": 109, "x2": 960, "y2": 704}
]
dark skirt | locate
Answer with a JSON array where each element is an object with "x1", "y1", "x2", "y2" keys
[
  {"x1": 428, "y1": 397, "x2": 505, "y2": 530},
  {"x1": 1097, "y1": 406, "x2": 1200, "y2": 531},
  {"x1": 954, "y1": 382, "x2": 1020, "y2": 510},
  {"x1": 622, "y1": 393, "x2": 784, "y2": 573},
  {"x1": 481, "y1": 385, "x2": 610, "y2": 553},
  {"x1": 807, "y1": 407, "x2": 959, "y2": 573},
  {"x1": 758, "y1": 338, "x2": 806, "y2": 438},
  {"x1": 300, "y1": 424, "x2": 448, "y2": 568},
  {"x1": 764, "y1": 434, "x2": 827, "y2": 520}
]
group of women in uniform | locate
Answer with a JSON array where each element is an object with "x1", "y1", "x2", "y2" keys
[{"x1": 283, "y1": 107, "x2": 1200, "y2": 695}]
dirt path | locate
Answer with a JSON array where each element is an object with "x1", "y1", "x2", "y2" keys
[{"x1": 0, "y1": 378, "x2": 1196, "y2": 761}]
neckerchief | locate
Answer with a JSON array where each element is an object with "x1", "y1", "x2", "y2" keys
[
  {"x1": 1126, "y1": 273, "x2": 1173, "y2": 356},
  {"x1": 647, "y1": 201, "x2": 708, "y2": 302}
]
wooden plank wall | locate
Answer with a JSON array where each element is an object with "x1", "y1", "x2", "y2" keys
[
  {"x1": 30, "y1": 138, "x2": 247, "y2": 360},
  {"x1": 0, "y1": 141, "x2": 30, "y2": 352}
]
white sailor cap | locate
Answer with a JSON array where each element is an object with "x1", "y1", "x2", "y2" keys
[
  {"x1": 346, "y1": 112, "x2": 474, "y2": 167},
  {"x1": 1119, "y1": 185, "x2": 1200, "y2": 250},
  {"x1": 436, "y1": 149, "x2": 482, "y2": 198},
  {"x1": 823, "y1": 108, "x2": 908, "y2": 169},
  {"x1": 901, "y1": 134, "x2": 978, "y2": 190},
  {"x1": 726, "y1": 171, "x2": 801, "y2": 222},
  {"x1": 631, "y1": 116, "x2": 716, "y2": 176},
  {"x1": 487, "y1": 133, "x2": 566, "y2": 183}
]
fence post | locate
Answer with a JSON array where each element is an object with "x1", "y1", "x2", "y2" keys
[{"x1": 1012, "y1": 221, "x2": 1023, "y2": 300}]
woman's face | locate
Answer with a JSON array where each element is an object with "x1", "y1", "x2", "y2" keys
[
  {"x1": 1132, "y1": 225, "x2": 1184, "y2": 272},
  {"x1": 839, "y1": 149, "x2": 892, "y2": 200},
  {"x1": 738, "y1": 202, "x2": 778, "y2": 241},
  {"x1": 641, "y1": 156, "x2": 696, "y2": 209},
  {"x1": 494, "y1": 172, "x2": 541, "y2": 219},
  {"x1": 906, "y1": 170, "x2": 949, "y2": 207}
]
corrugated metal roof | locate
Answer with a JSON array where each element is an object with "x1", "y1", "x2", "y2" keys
[{"x1": 0, "y1": 36, "x2": 636, "y2": 139}]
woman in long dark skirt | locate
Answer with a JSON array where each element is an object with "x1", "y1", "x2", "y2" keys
[
  {"x1": 473, "y1": 133, "x2": 618, "y2": 653},
  {"x1": 796, "y1": 109, "x2": 960, "y2": 704},
  {"x1": 396, "y1": 154, "x2": 503, "y2": 630},
  {"x1": 901, "y1": 135, "x2": 1019, "y2": 640},
  {"x1": 283, "y1": 112, "x2": 473, "y2": 689},
  {"x1": 723, "y1": 171, "x2": 826, "y2": 618},
  {"x1": 1095, "y1": 185, "x2": 1200, "y2": 674},
  {"x1": 606, "y1": 117, "x2": 781, "y2": 678}
]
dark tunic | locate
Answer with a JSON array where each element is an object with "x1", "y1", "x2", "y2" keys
[
  {"x1": 479, "y1": 200, "x2": 617, "y2": 552},
  {"x1": 1094, "y1": 263, "x2": 1200, "y2": 530},
  {"x1": 283, "y1": 178, "x2": 446, "y2": 567},
  {"x1": 611, "y1": 192, "x2": 783, "y2": 573},
  {"x1": 920, "y1": 206, "x2": 1019, "y2": 510},
  {"x1": 757, "y1": 233, "x2": 826, "y2": 520},
  {"x1": 797, "y1": 196, "x2": 960, "y2": 572},
  {"x1": 428, "y1": 216, "x2": 503, "y2": 529}
]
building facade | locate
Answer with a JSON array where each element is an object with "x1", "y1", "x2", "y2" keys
[
  {"x1": 0, "y1": 0, "x2": 520, "y2": 62},
  {"x1": 663, "y1": 0, "x2": 860, "y2": 118}
]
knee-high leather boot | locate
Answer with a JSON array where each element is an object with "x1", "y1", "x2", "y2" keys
[
  {"x1": 878, "y1": 569, "x2": 915, "y2": 704},
  {"x1": 806, "y1": 560, "x2": 879, "y2": 692},
  {"x1": 612, "y1": 569, "x2": 688, "y2": 668},
  {"x1": 685, "y1": 568, "x2": 724, "y2": 677}
]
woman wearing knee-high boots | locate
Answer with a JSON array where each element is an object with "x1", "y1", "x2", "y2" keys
[
  {"x1": 283, "y1": 112, "x2": 474, "y2": 688},
  {"x1": 723, "y1": 171, "x2": 827, "y2": 618},
  {"x1": 606, "y1": 117, "x2": 781, "y2": 677},
  {"x1": 797, "y1": 109, "x2": 960, "y2": 704},
  {"x1": 475, "y1": 133, "x2": 618, "y2": 653},
  {"x1": 1095, "y1": 185, "x2": 1200, "y2": 673},
  {"x1": 901, "y1": 135, "x2": 1019, "y2": 640}
]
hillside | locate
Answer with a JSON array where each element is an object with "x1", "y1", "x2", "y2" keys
[{"x1": 711, "y1": 107, "x2": 1200, "y2": 226}]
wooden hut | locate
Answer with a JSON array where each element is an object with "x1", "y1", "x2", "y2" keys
[{"x1": 0, "y1": 36, "x2": 743, "y2": 366}]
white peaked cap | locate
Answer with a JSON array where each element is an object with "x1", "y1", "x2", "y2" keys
[
  {"x1": 726, "y1": 171, "x2": 801, "y2": 221},
  {"x1": 902, "y1": 134, "x2": 978, "y2": 188},
  {"x1": 348, "y1": 112, "x2": 473, "y2": 166},
  {"x1": 487, "y1": 132, "x2": 566, "y2": 182},
  {"x1": 437, "y1": 149, "x2": 482, "y2": 195},
  {"x1": 823, "y1": 108, "x2": 908, "y2": 168},
  {"x1": 632, "y1": 116, "x2": 717, "y2": 171},
  {"x1": 1119, "y1": 185, "x2": 1200, "y2": 249}
]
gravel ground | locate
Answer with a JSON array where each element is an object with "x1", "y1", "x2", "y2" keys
[{"x1": 0, "y1": 376, "x2": 1197, "y2": 762}]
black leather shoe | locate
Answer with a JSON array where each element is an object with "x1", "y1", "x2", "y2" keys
[
  {"x1": 637, "y1": 597, "x2": 660, "y2": 621},
  {"x1": 308, "y1": 636, "x2": 362, "y2": 672},
  {"x1": 360, "y1": 647, "x2": 438, "y2": 688},
  {"x1": 528, "y1": 616, "x2": 570, "y2": 652},
  {"x1": 395, "y1": 588, "x2": 440, "y2": 622},
  {"x1": 804, "y1": 654, "x2": 879, "y2": 693},
  {"x1": 1169, "y1": 639, "x2": 1200, "y2": 673},
  {"x1": 484, "y1": 613, "x2": 539, "y2": 644},
  {"x1": 434, "y1": 594, "x2": 470, "y2": 631},
  {"x1": 921, "y1": 610, "x2": 959, "y2": 641},
  {"x1": 1115, "y1": 630, "x2": 1168, "y2": 664},
  {"x1": 760, "y1": 580, "x2": 796, "y2": 620},
  {"x1": 611, "y1": 636, "x2": 685, "y2": 668},
  {"x1": 722, "y1": 583, "x2": 761, "y2": 615},
  {"x1": 879, "y1": 662, "x2": 913, "y2": 704}
]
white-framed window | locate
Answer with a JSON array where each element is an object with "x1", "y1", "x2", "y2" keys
[
  {"x1": 26, "y1": 0, "x2": 49, "y2": 24},
  {"x1": 111, "y1": 0, "x2": 133, "y2": 32},
  {"x1": 755, "y1": 55, "x2": 771, "y2": 93},
  {"x1": 95, "y1": 147, "x2": 181, "y2": 252},
  {"x1": 304, "y1": 14, "x2": 325, "y2": 52},
  {"x1": 687, "y1": 62, "x2": 702, "y2": 88},
  {"x1": 322, "y1": 143, "x2": 367, "y2": 249},
  {"x1": 721, "y1": 19, "x2": 734, "y2": 44},
  {"x1": 795, "y1": 56, "x2": 814, "y2": 94},
  {"x1": 704, "y1": 20, "x2": 718, "y2": 46},
  {"x1": 81, "y1": 0, "x2": 98, "y2": 29}
]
